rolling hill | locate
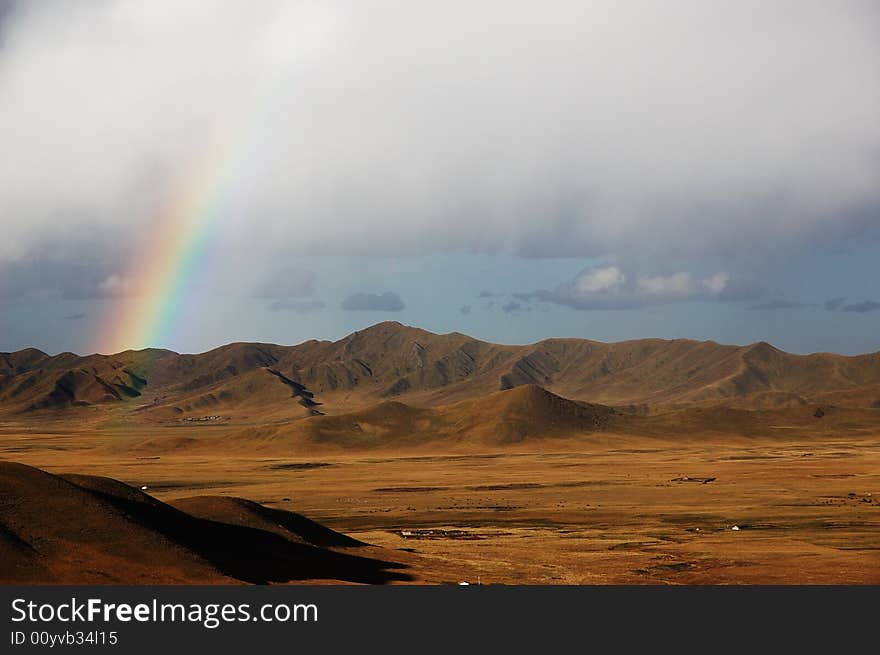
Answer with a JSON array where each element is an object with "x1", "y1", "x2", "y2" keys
[
  {"x1": 286, "y1": 384, "x2": 619, "y2": 449},
  {"x1": 0, "y1": 461, "x2": 408, "y2": 584}
]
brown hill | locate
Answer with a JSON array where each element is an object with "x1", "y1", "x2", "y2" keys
[
  {"x1": 0, "y1": 348, "x2": 52, "y2": 375},
  {"x1": 143, "y1": 367, "x2": 322, "y2": 421},
  {"x1": 195, "y1": 384, "x2": 620, "y2": 452},
  {"x1": 3, "y1": 322, "x2": 880, "y2": 418},
  {"x1": 0, "y1": 460, "x2": 408, "y2": 584},
  {"x1": 437, "y1": 384, "x2": 618, "y2": 444}
]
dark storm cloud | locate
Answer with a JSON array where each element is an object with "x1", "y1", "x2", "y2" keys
[
  {"x1": 825, "y1": 297, "x2": 847, "y2": 312},
  {"x1": 746, "y1": 299, "x2": 809, "y2": 311},
  {"x1": 841, "y1": 300, "x2": 880, "y2": 314},
  {"x1": 824, "y1": 297, "x2": 880, "y2": 313},
  {"x1": 716, "y1": 278, "x2": 766, "y2": 302},
  {"x1": 267, "y1": 299, "x2": 325, "y2": 314},
  {"x1": 341, "y1": 291, "x2": 405, "y2": 312},
  {"x1": 501, "y1": 301, "x2": 528, "y2": 314},
  {"x1": 0, "y1": 1, "x2": 878, "y2": 265},
  {"x1": 0, "y1": 241, "x2": 125, "y2": 300},
  {"x1": 0, "y1": 0, "x2": 17, "y2": 35}
]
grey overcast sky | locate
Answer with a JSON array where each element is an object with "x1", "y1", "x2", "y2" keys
[{"x1": 0, "y1": 1, "x2": 878, "y2": 355}]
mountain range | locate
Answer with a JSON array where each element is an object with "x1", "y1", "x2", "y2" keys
[{"x1": 3, "y1": 321, "x2": 879, "y2": 421}]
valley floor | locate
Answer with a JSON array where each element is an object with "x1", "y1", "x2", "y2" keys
[{"x1": 2, "y1": 423, "x2": 878, "y2": 584}]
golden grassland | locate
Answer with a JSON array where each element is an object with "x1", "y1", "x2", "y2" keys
[{"x1": 2, "y1": 414, "x2": 878, "y2": 584}]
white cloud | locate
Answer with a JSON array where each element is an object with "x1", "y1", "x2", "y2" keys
[
  {"x1": 573, "y1": 266, "x2": 626, "y2": 295},
  {"x1": 702, "y1": 272, "x2": 730, "y2": 296},
  {"x1": 518, "y1": 266, "x2": 747, "y2": 310},
  {"x1": 636, "y1": 271, "x2": 730, "y2": 298},
  {"x1": 637, "y1": 272, "x2": 695, "y2": 297},
  {"x1": 97, "y1": 274, "x2": 133, "y2": 297}
]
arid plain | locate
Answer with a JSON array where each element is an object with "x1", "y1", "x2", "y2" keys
[{"x1": 2, "y1": 322, "x2": 879, "y2": 584}]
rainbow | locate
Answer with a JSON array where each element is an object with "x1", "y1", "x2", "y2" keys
[
  {"x1": 91, "y1": 14, "x2": 342, "y2": 355},
  {"x1": 95, "y1": 85, "x2": 267, "y2": 355}
]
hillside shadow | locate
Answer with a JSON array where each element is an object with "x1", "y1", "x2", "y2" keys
[{"x1": 64, "y1": 478, "x2": 411, "y2": 584}]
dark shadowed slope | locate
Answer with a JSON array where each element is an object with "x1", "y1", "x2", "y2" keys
[
  {"x1": 0, "y1": 461, "x2": 409, "y2": 584},
  {"x1": 170, "y1": 496, "x2": 363, "y2": 548}
]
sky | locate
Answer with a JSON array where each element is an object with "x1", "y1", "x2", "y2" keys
[{"x1": 0, "y1": 0, "x2": 878, "y2": 356}]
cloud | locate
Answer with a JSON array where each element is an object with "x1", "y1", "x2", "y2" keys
[
  {"x1": 459, "y1": 305, "x2": 471, "y2": 315},
  {"x1": 501, "y1": 301, "x2": 530, "y2": 314},
  {"x1": 0, "y1": 1, "x2": 878, "y2": 265},
  {"x1": 637, "y1": 271, "x2": 730, "y2": 298},
  {"x1": 824, "y1": 297, "x2": 880, "y2": 313},
  {"x1": 267, "y1": 299, "x2": 325, "y2": 313},
  {"x1": 0, "y1": 0, "x2": 16, "y2": 39},
  {"x1": 62, "y1": 312, "x2": 86, "y2": 321},
  {"x1": 841, "y1": 300, "x2": 880, "y2": 314},
  {"x1": 518, "y1": 265, "x2": 751, "y2": 310},
  {"x1": 478, "y1": 291, "x2": 495, "y2": 298},
  {"x1": 715, "y1": 276, "x2": 766, "y2": 302},
  {"x1": 97, "y1": 274, "x2": 135, "y2": 298},
  {"x1": 0, "y1": 241, "x2": 126, "y2": 300},
  {"x1": 341, "y1": 291, "x2": 405, "y2": 312},
  {"x1": 747, "y1": 299, "x2": 808, "y2": 311},
  {"x1": 574, "y1": 266, "x2": 626, "y2": 294},
  {"x1": 254, "y1": 269, "x2": 317, "y2": 299},
  {"x1": 702, "y1": 273, "x2": 731, "y2": 296}
]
